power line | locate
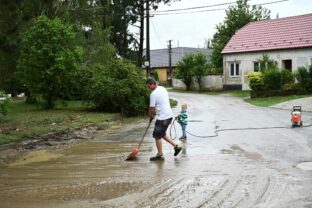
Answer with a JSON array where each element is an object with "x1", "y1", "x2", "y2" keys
[
  {"x1": 151, "y1": 1, "x2": 239, "y2": 13},
  {"x1": 150, "y1": 19, "x2": 162, "y2": 45},
  {"x1": 150, "y1": 0, "x2": 289, "y2": 16},
  {"x1": 151, "y1": 8, "x2": 226, "y2": 16}
]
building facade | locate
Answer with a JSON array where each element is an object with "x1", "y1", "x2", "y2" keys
[{"x1": 222, "y1": 13, "x2": 312, "y2": 90}]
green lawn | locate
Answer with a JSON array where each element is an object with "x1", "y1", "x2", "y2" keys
[
  {"x1": 244, "y1": 95, "x2": 311, "y2": 107},
  {"x1": 0, "y1": 98, "x2": 128, "y2": 145}
]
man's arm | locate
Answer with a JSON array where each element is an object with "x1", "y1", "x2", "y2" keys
[{"x1": 148, "y1": 107, "x2": 156, "y2": 121}]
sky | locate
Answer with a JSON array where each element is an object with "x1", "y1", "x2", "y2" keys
[{"x1": 142, "y1": 0, "x2": 312, "y2": 50}]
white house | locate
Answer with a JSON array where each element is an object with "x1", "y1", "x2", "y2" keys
[{"x1": 221, "y1": 13, "x2": 312, "y2": 90}]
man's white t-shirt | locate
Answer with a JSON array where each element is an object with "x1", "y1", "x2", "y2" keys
[{"x1": 150, "y1": 86, "x2": 174, "y2": 120}]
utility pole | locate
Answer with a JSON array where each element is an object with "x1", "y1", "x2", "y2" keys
[
  {"x1": 146, "y1": 0, "x2": 150, "y2": 77},
  {"x1": 168, "y1": 40, "x2": 172, "y2": 86},
  {"x1": 138, "y1": 0, "x2": 144, "y2": 68}
]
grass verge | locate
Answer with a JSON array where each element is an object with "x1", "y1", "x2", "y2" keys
[
  {"x1": 0, "y1": 98, "x2": 140, "y2": 145},
  {"x1": 244, "y1": 95, "x2": 311, "y2": 107}
]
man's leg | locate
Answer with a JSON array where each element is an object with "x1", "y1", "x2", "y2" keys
[
  {"x1": 163, "y1": 134, "x2": 176, "y2": 147},
  {"x1": 163, "y1": 134, "x2": 182, "y2": 156},
  {"x1": 150, "y1": 138, "x2": 165, "y2": 161},
  {"x1": 155, "y1": 138, "x2": 163, "y2": 156}
]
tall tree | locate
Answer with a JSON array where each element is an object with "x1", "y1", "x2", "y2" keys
[
  {"x1": 0, "y1": 0, "x2": 39, "y2": 95},
  {"x1": 0, "y1": 0, "x2": 82, "y2": 95},
  {"x1": 17, "y1": 16, "x2": 83, "y2": 109},
  {"x1": 210, "y1": 0, "x2": 270, "y2": 68}
]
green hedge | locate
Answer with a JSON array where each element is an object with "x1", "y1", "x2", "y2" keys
[
  {"x1": 85, "y1": 60, "x2": 149, "y2": 117},
  {"x1": 250, "y1": 89, "x2": 307, "y2": 98}
]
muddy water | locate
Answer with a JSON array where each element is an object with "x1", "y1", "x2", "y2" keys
[{"x1": 1, "y1": 93, "x2": 312, "y2": 207}]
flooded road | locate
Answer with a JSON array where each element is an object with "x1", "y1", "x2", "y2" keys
[{"x1": 1, "y1": 92, "x2": 312, "y2": 208}]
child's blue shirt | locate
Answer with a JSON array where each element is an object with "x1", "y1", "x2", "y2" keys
[{"x1": 178, "y1": 109, "x2": 188, "y2": 125}]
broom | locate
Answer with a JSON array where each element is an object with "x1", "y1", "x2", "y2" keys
[{"x1": 125, "y1": 119, "x2": 153, "y2": 161}]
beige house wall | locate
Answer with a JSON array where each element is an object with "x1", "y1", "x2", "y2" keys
[
  {"x1": 223, "y1": 48, "x2": 312, "y2": 90},
  {"x1": 155, "y1": 68, "x2": 168, "y2": 83},
  {"x1": 173, "y1": 75, "x2": 223, "y2": 90}
]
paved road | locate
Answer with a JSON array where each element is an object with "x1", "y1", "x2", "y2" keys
[
  {"x1": 0, "y1": 92, "x2": 312, "y2": 208},
  {"x1": 271, "y1": 96, "x2": 312, "y2": 112}
]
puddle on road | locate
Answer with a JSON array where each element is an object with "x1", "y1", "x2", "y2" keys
[
  {"x1": 7, "y1": 150, "x2": 63, "y2": 167},
  {"x1": 296, "y1": 162, "x2": 312, "y2": 171},
  {"x1": 188, "y1": 120, "x2": 203, "y2": 122}
]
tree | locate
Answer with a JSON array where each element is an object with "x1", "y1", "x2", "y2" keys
[
  {"x1": 211, "y1": 0, "x2": 270, "y2": 68},
  {"x1": 193, "y1": 53, "x2": 209, "y2": 90},
  {"x1": 17, "y1": 16, "x2": 83, "y2": 109},
  {"x1": 0, "y1": 0, "x2": 39, "y2": 95},
  {"x1": 257, "y1": 54, "x2": 278, "y2": 71},
  {"x1": 175, "y1": 54, "x2": 195, "y2": 91},
  {"x1": 175, "y1": 53, "x2": 209, "y2": 90}
]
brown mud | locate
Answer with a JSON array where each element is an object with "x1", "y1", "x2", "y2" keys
[{"x1": 1, "y1": 93, "x2": 312, "y2": 207}]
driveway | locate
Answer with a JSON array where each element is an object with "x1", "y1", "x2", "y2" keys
[{"x1": 0, "y1": 92, "x2": 312, "y2": 208}]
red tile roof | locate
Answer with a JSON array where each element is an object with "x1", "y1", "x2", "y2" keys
[{"x1": 222, "y1": 13, "x2": 312, "y2": 54}]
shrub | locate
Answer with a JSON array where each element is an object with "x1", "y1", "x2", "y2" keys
[
  {"x1": 263, "y1": 69, "x2": 282, "y2": 90},
  {"x1": 85, "y1": 60, "x2": 149, "y2": 117},
  {"x1": 282, "y1": 83, "x2": 303, "y2": 93},
  {"x1": 247, "y1": 72, "x2": 264, "y2": 91},
  {"x1": 295, "y1": 66, "x2": 312, "y2": 92},
  {"x1": 280, "y1": 70, "x2": 294, "y2": 86}
]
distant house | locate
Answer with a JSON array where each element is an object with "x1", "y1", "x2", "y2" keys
[
  {"x1": 221, "y1": 13, "x2": 312, "y2": 90},
  {"x1": 145, "y1": 47, "x2": 212, "y2": 85}
]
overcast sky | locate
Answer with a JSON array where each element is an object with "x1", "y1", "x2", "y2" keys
[{"x1": 143, "y1": 0, "x2": 312, "y2": 50}]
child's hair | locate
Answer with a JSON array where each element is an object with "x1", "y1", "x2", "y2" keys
[{"x1": 181, "y1": 103, "x2": 187, "y2": 110}]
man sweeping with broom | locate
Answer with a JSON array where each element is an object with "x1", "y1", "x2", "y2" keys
[{"x1": 146, "y1": 77, "x2": 182, "y2": 161}]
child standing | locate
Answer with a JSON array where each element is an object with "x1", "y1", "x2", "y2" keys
[{"x1": 177, "y1": 103, "x2": 188, "y2": 140}]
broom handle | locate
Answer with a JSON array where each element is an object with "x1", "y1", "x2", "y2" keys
[{"x1": 138, "y1": 119, "x2": 152, "y2": 148}]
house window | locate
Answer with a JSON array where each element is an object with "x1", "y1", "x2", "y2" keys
[
  {"x1": 282, "y1": 59, "x2": 292, "y2": 72},
  {"x1": 230, "y1": 63, "x2": 239, "y2": 77},
  {"x1": 254, "y1": 62, "x2": 259, "y2": 72},
  {"x1": 254, "y1": 61, "x2": 275, "y2": 71}
]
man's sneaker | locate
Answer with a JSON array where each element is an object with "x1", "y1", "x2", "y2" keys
[
  {"x1": 150, "y1": 154, "x2": 165, "y2": 161},
  {"x1": 179, "y1": 136, "x2": 187, "y2": 141},
  {"x1": 174, "y1": 145, "x2": 182, "y2": 156}
]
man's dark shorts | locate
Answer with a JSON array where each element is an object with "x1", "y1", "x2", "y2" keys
[{"x1": 153, "y1": 118, "x2": 173, "y2": 139}]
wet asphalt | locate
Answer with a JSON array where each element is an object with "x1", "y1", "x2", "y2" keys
[{"x1": 0, "y1": 92, "x2": 312, "y2": 208}]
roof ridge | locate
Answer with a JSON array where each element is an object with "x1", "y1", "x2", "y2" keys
[
  {"x1": 222, "y1": 12, "x2": 312, "y2": 54},
  {"x1": 248, "y1": 12, "x2": 312, "y2": 25}
]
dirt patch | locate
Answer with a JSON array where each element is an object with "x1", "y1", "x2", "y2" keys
[
  {"x1": 231, "y1": 144, "x2": 263, "y2": 161},
  {"x1": 7, "y1": 149, "x2": 63, "y2": 167},
  {"x1": 0, "y1": 121, "x2": 125, "y2": 165}
]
